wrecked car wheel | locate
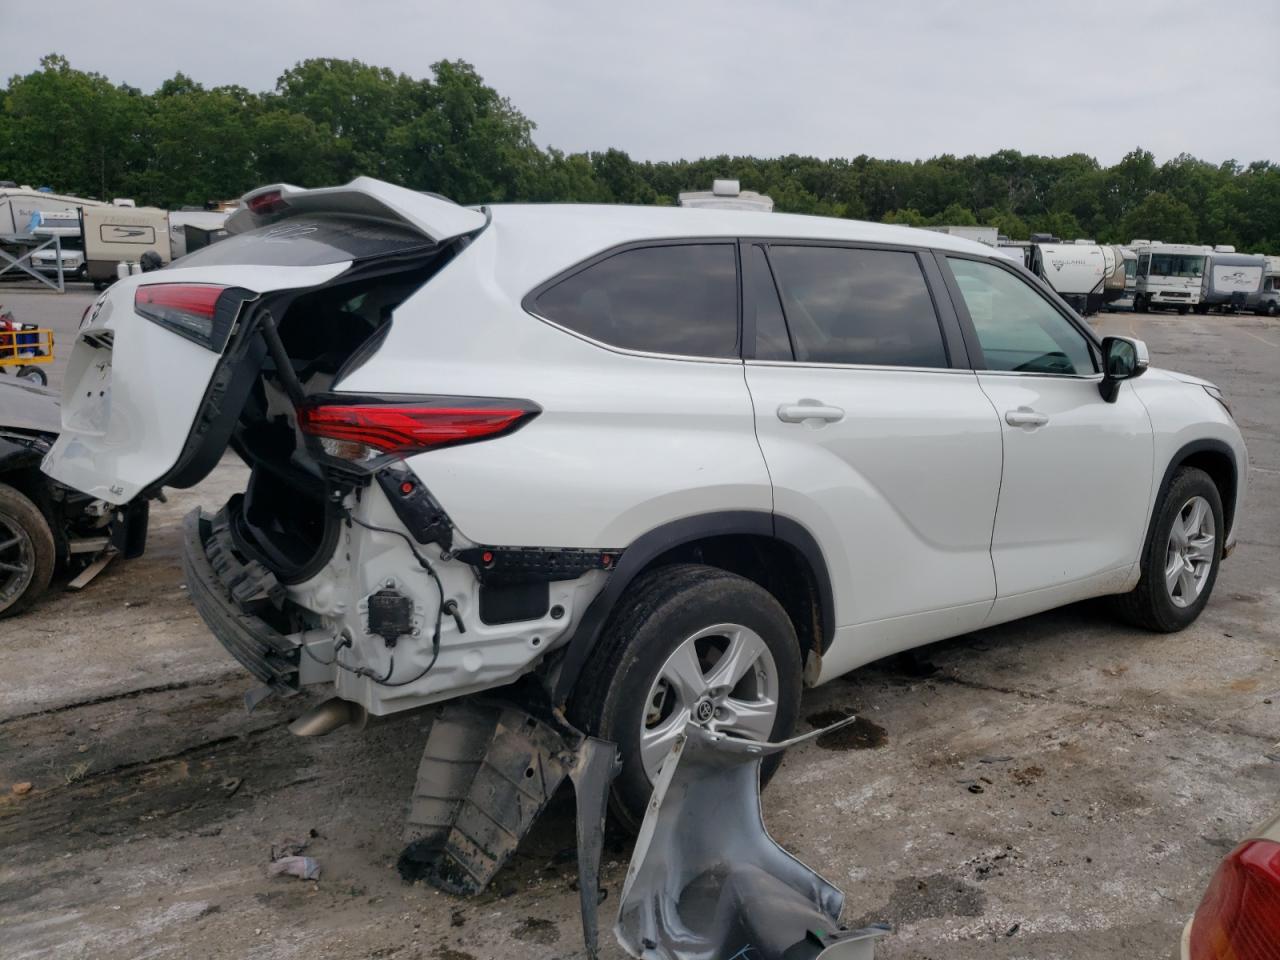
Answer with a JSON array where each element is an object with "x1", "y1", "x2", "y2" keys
[
  {"x1": 0, "y1": 482, "x2": 56, "y2": 618},
  {"x1": 571, "y1": 563, "x2": 802, "y2": 831}
]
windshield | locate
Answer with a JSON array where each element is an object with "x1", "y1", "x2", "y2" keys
[
  {"x1": 1149, "y1": 254, "x2": 1205, "y2": 278},
  {"x1": 1124, "y1": 259, "x2": 1137, "y2": 280}
]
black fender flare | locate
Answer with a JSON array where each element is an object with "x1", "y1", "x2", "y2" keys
[
  {"x1": 551, "y1": 511, "x2": 835, "y2": 704},
  {"x1": 1144, "y1": 438, "x2": 1240, "y2": 556}
]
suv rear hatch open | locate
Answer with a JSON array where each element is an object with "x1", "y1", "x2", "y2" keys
[{"x1": 43, "y1": 178, "x2": 487, "y2": 512}]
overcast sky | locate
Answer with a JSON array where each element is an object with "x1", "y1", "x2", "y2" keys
[{"x1": 2, "y1": 0, "x2": 1276, "y2": 167}]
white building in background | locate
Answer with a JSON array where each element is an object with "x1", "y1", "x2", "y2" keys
[{"x1": 678, "y1": 179, "x2": 773, "y2": 212}]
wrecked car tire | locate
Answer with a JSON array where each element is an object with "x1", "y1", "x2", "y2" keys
[
  {"x1": 0, "y1": 481, "x2": 56, "y2": 618},
  {"x1": 1112, "y1": 466, "x2": 1223, "y2": 633},
  {"x1": 571, "y1": 563, "x2": 802, "y2": 832}
]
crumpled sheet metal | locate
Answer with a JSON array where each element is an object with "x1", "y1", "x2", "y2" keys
[{"x1": 616, "y1": 719, "x2": 888, "y2": 960}]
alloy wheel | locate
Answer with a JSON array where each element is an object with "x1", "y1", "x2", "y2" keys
[
  {"x1": 639, "y1": 623, "x2": 779, "y2": 780},
  {"x1": 1165, "y1": 495, "x2": 1216, "y2": 608},
  {"x1": 0, "y1": 514, "x2": 36, "y2": 611}
]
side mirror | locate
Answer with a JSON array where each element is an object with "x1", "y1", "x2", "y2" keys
[{"x1": 1099, "y1": 336, "x2": 1149, "y2": 402}]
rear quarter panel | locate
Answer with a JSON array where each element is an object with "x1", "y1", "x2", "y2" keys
[{"x1": 336, "y1": 222, "x2": 773, "y2": 548}]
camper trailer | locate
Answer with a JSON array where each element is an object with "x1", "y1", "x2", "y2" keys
[
  {"x1": 1133, "y1": 243, "x2": 1209, "y2": 313},
  {"x1": 1246, "y1": 256, "x2": 1280, "y2": 315},
  {"x1": 82, "y1": 204, "x2": 170, "y2": 286},
  {"x1": 1200, "y1": 251, "x2": 1265, "y2": 312},
  {"x1": 1104, "y1": 248, "x2": 1139, "y2": 311},
  {"x1": 1028, "y1": 241, "x2": 1127, "y2": 314},
  {"x1": 0, "y1": 188, "x2": 105, "y2": 237}
]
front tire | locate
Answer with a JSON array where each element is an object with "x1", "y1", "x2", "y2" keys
[
  {"x1": 0, "y1": 482, "x2": 56, "y2": 619},
  {"x1": 1113, "y1": 467, "x2": 1223, "y2": 632},
  {"x1": 570, "y1": 563, "x2": 803, "y2": 831}
]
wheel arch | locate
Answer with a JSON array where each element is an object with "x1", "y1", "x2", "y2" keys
[
  {"x1": 1152, "y1": 439, "x2": 1239, "y2": 553},
  {"x1": 551, "y1": 511, "x2": 834, "y2": 705}
]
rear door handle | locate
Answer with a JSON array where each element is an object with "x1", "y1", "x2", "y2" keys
[
  {"x1": 1005, "y1": 407, "x2": 1050, "y2": 428},
  {"x1": 778, "y1": 401, "x2": 845, "y2": 424}
]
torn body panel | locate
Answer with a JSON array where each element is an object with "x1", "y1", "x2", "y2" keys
[
  {"x1": 616, "y1": 720, "x2": 888, "y2": 960},
  {"x1": 399, "y1": 696, "x2": 619, "y2": 959}
]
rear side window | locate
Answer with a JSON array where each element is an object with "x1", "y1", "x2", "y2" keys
[
  {"x1": 532, "y1": 244, "x2": 738, "y2": 358},
  {"x1": 174, "y1": 214, "x2": 434, "y2": 268},
  {"x1": 765, "y1": 245, "x2": 948, "y2": 368}
]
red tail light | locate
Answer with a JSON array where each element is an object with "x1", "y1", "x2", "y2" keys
[
  {"x1": 1189, "y1": 838, "x2": 1280, "y2": 959},
  {"x1": 135, "y1": 283, "x2": 240, "y2": 352},
  {"x1": 298, "y1": 400, "x2": 539, "y2": 462}
]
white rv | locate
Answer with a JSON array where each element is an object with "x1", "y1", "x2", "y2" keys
[
  {"x1": 81, "y1": 204, "x2": 170, "y2": 286},
  {"x1": 1133, "y1": 243, "x2": 1209, "y2": 313},
  {"x1": 1028, "y1": 241, "x2": 1127, "y2": 314},
  {"x1": 0, "y1": 188, "x2": 106, "y2": 237},
  {"x1": 1200, "y1": 251, "x2": 1265, "y2": 312}
]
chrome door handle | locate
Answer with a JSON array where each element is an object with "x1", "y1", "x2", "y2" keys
[
  {"x1": 1005, "y1": 407, "x2": 1049, "y2": 428},
  {"x1": 778, "y1": 401, "x2": 844, "y2": 424}
]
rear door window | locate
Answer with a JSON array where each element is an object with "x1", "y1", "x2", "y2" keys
[
  {"x1": 764, "y1": 245, "x2": 949, "y2": 368},
  {"x1": 532, "y1": 243, "x2": 739, "y2": 358},
  {"x1": 174, "y1": 214, "x2": 435, "y2": 268}
]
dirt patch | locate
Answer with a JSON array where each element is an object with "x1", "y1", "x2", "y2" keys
[
  {"x1": 511, "y1": 916, "x2": 559, "y2": 944},
  {"x1": 849, "y1": 872, "x2": 986, "y2": 928},
  {"x1": 1012, "y1": 765, "x2": 1045, "y2": 787},
  {"x1": 806, "y1": 709, "x2": 888, "y2": 750}
]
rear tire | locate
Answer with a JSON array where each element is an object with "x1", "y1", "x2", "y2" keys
[
  {"x1": 569, "y1": 563, "x2": 803, "y2": 832},
  {"x1": 0, "y1": 482, "x2": 56, "y2": 619},
  {"x1": 1112, "y1": 467, "x2": 1223, "y2": 632}
]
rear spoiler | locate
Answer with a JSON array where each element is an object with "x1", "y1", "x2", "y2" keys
[{"x1": 229, "y1": 177, "x2": 488, "y2": 246}]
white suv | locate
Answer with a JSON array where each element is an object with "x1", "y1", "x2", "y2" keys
[{"x1": 44, "y1": 178, "x2": 1247, "y2": 825}]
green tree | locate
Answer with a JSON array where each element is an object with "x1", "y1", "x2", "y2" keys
[{"x1": 1120, "y1": 192, "x2": 1198, "y2": 244}]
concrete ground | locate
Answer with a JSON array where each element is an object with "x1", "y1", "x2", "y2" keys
[{"x1": 0, "y1": 282, "x2": 1276, "y2": 960}]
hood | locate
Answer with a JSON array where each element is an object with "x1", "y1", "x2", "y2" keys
[
  {"x1": 0, "y1": 377, "x2": 60, "y2": 436},
  {"x1": 1153, "y1": 367, "x2": 1217, "y2": 389}
]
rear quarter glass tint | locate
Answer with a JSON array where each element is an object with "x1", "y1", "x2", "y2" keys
[
  {"x1": 533, "y1": 243, "x2": 739, "y2": 358},
  {"x1": 173, "y1": 214, "x2": 435, "y2": 269}
]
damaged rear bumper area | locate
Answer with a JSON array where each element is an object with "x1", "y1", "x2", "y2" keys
[{"x1": 181, "y1": 506, "x2": 300, "y2": 700}]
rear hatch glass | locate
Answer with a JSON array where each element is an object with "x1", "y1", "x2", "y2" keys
[{"x1": 175, "y1": 214, "x2": 436, "y2": 269}]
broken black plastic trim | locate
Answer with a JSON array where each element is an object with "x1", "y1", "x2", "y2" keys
[
  {"x1": 181, "y1": 508, "x2": 299, "y2": 695},
  {"x1": 454, "y1": 544, "x2": 622, "y2": 586}
]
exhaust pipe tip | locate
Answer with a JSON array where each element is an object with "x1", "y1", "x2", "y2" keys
[{"x1": 289, "y1": 697, "x2": 368, "y2": 737}]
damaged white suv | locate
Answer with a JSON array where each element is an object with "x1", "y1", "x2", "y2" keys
[{"x1": 44, "y1": 178, "x2": 1247, "y2": 827}]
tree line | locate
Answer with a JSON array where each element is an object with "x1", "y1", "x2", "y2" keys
[{"x1": 2, "y1": 54, "x2": 1277, "y2": 252}]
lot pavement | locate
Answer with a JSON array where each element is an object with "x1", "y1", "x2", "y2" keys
[{"x1": 0, "y1": 288, "x2": 1277, "y2": 960}]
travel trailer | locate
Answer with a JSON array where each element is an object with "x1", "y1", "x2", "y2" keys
[
  {"x1": 1246, "y1": 256, "x2": 1280, "y2": 315},
  {"x1": 82, "y1": 204, "x2": 170, "y2": 286},
  {"x1": 0, "y1": 188, "x2": 106, "y2": 237},
  {"x1": 1028, "y1": 241, "x2": 1127, "y2": 314},
  {"x1": 1200, "y1": 251, "x2": 1265, "y2": 312},
  {"x1": 1133, "y1": 243, "x2": 1208, "y2": 313}
]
